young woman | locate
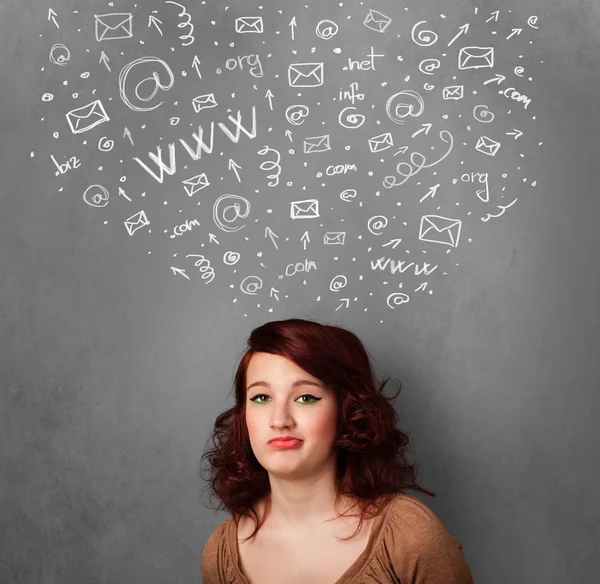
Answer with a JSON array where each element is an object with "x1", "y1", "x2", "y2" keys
[{"x1": 200, "y1": 318, "x2": 474, "y2": 584}]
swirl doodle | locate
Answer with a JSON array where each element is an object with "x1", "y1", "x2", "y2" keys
[
  {"x1": 83, "y1": 184, "x2": 110, "y2": 208},
  {"x1": 258, "y1": 146, "x2": 282, "y2": 186},
  {"x1": 514, "y1": 66, "x2": 524, "y2": 77},
  {"x1": 411, "y1": 21, "x2": 438, "y2": 47},
  {"x1": 223, "y1": 251, "x2": 241, "y2": 266},
  {"x1": 165, "y1": 1, "x2": 195, "y2": 46},
  {"x1": 340, "y1": 189, "x2": 357, "y2": 202},
  {"x1": 330, "y1": 275, "x2": 347, "y2": 292},
  {"x1": 419, "y1": 58, "x2": 441, "y2": 75},
  {"x1": 98, "y1": 137, "x2": 114, "y2": 152},
  {"x1": 527, "y1": 16, "x2": 539, "y2": 29},
  {"x1": 42, "y1": 93, "x2": 54, "y2": 102},
  {"x1": 386, "y1": 293, "x2": 410, "y2": 308},
  {"x1": 285, "y1": 104, "x2": 309, "y2": 125},
  {"x1": 316, "y1": 20, "x2": 338, "y2": 40},
  {"x1": 213, "y1": 194, "x2": 251, "y2": 233},
  {"x1": 186, "y1": 254, "x2": 215, "y2": 283},
  {"x1": 240, "y1": 275, "x2": 263, "y2": 295},
  {"x1": 473, "y1": 104, "x2": 495, "y2": 123},
  {"x1": 338, "y1": 106, "x2": 366, "y2": 129},
  {"x1": 385, "y1": 90, "x2": 425, "y2": 125},
  {"x1": 49, "y1": 43, "x2": 70, "y2": 66},
  {"x1": 367, "y1": 216, "x2": 388, "y2": 235}
]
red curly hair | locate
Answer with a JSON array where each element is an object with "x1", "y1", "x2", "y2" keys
[{"x1": 199, "y1": 318, "x2": 435, "y2": 542}]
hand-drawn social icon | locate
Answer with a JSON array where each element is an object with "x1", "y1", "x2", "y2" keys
[
  {"x1": 285, "y1": 104, "x2": 309, "y2": 125},
  {"x1": 419, "y1": 215, "x2": 461, "y2": 247},
  {"x1": 124, "y1": 210, "x2": 150, "y2": 235},
  {"x1": 98, "y1": 136, "x2": 114, "y2": 152},
  {"x1": 258, "y1": 146, "x2": 281, "y2": 186},
  {"x1": 49, "y1": 43, "x2": 70, "y2": 66},
  {"x1": 235, "y1": 16, "x2": 263, "y2": 33},
  {"x1": 442, "y1": 85, "x2": 464, "y2": 100},
  {"x1": 83, "y1": 184, "x2": 110, "y2": 208},
  {"x1": 182, "y1": 173, "x2": 209, "y2": 196},
  {"x1": 303, "y1": 134, "x2": 330, "y2": 154},
  {"x1": 411, "y1": 21, "x2": 438, "y2": 46},
  {"x1": 338, "y1": 107, "x2": 365, "y2": 129},
  {"x1": 66, "y1": 100, "x2": 110, "y2": 134},
  {"x1": 165, "y1": 1, "x2": 195, "y2": 47},
  {"x1": 324, "y1": 232, "x2": 346, "y2": 245},
  {"x1": 290, "y1": 199, "x2": 319, "y2": 219},
  {"x1": 186, "y1": 254, "x2": 215, "y2": 283},
  {"x1": 192, "y1": 93, "x2": 218, "y2": 112},
  {"x1": 340, "y1": 189, "x2": 357, "y2": 202},
  {"x1": 316, "y1": 20, "x2": 338, "y2": 40},
  {"x1": 368, "y1": 216, "x2": 388, "y2": 235},
  {"x1": 386, "y1": 90, "x2": 424, "y2": 125},
  {"x1": 240, "y1": 275, "x2": 263, "y2": 295},
  {"x1": 458, "y1": 46, "x2": 494, "y2": 70},
  {"x1": 475, "y1": 136, "x2": 501, "y2": 156},
  {"x1": 527, "y1": 16, "x2": 539, "y2": 29},
  {"x1": 223, "y1": 251, "x2": 240, "y2": 265},
  {"x1": 363, "y1": 9, "x2": 391, "y2": 33},
  {"x1": 387, "y1": 292, "x2": 410, "y2": 308},
  {"x1": 419, "y1": 58, "x2": 441, "y2": 75},
  {"x1": 473, "y1": 104, "x2": 495, "y2": 123},
  {"x1": 514, "y1": 66, "x2": 524, "y2": 77},
  {"x1": 213, "y1": 194, "x2": 250, "y2": 232},
  {"x1": 368, "y1": 132, "x2": 393, "y2": 153},
  {"x1": 42, "y1": 93, "x2": 54, "y2": 102},
  {"x1": 94, "y1": 13, "x2": 133, "y2": 41},
  {"x1": 118, "y1": 56, "x2": 175, "y2": 112},
  {"x1": 288, "y1": 63, "x2": 324, "y2": 87},
  {"x1": 330, "y1": 275, "x2": 347, "y2": 291}
]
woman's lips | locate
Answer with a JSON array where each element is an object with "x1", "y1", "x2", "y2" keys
[{"x1": 268, "y1": 438, "x2": 304, "y2": 449}]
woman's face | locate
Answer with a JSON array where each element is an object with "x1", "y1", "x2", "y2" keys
[{"x1": 244, "y1": 352, "x2": 339, "y2": 481}]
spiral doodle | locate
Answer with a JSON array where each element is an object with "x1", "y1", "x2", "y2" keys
[
  {"x1": 49, "y1": 43, "x2": 70, "y2": 66},
  {"x1": 223, "y1": 251, "x2": 241, "y2": 266},
  {"x1": 240, "y1": 275, "x2": 263, "y2": 295},
  {"x1": 165, "y1": 1, "x2": 195, "y2": 46},
  {"x1": 411, "y1": 21, "x2": 438, "y2": 47},
  {"x1": 514, "y1": 66, "x2": 524, "y2": 77},
  {"x1": 330, "y1": 275, "x2": 348, "y2": 292},
  {"x1": 527, "y1": 15, "x2": 539, "y2": 29},
  {"x1": 42, "y1": 93, "x2": 54, "y2": 102},
  {"x1": 338, "y1": 107, "x2": 366, "y2": 129},
  {"x1": 386, "y1": 293, "x2": 410, "y2": 308},
  {"x1": 368, "y1": 216, "x2": 388, "y2": 235},
  {"x1": 83, "y1": 185, "x2": 110, "y2": 208},
  {"x1": 258, "y1": 146, "x2": 282, "y2": 187},
  {"x1": 419, "y1": 58, "x2": 441, "y2": 75},
  {"x1": 186, "y1": 254, "x2": 215, "y2": 283},
  {"x1": 316, "y1": 20, "x2": 339, "y2": 40},
  {"x1": 473, "y1": 104, "x2": 495, "y2": 123},
  {"x1": 285, "y1": 104, "x2": 309, "y2": 126},
  {"x1": 98, "y1": 137, "x2": 114, "y2": 152},
  {"x1": 385, "y1": 90, "x2": 425, "y2": 125}
]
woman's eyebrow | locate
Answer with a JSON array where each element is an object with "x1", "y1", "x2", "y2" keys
[{"x1": 246, "y1": 379, "x2": 324, "y2": 391}]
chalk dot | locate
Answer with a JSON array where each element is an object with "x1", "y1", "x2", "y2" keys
[
  {"x1": 63, "y1": 80, "x2": 68, "y2": 85},
  {"x1": 72, "y1": 93, "x2": 78, "y2": 98},
  {"x1": 182, "y1": 71, "x2": 187, "y2": 76},
  {"x1": 53, "y1": 132, "x2": 59, "y2": 138},
  {"x1": 333, "y1": 48, "x2": 342, "y2": 54},
  {"x1": 120, "y1": 176, "x2": 127, "y2": 182},
  {"x1": 30, "y1": 151, "x2": 35, "y2": 157},
  {"x1": 288, "y1": 149, "x2": 294, "y2": 154},
  {"x1": 368, "y1": 171, "x2": 373, "y2": 176}
]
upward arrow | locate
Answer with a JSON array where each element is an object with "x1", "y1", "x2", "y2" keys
[
  {"x1": 99, "y1": 51, "x2": 111, "y2": 72},
  {"x1": 192, "y1": 55, "x2": 201, "y2": 78},
  {"x1": 289, "y1": 17, "x2": 297, "y2": 40},
  {"x1": 412, "y1": 123, "x2": 432, "y2": 138},
  {"x1": 447, "y1": 23, "x2": 469, "y2": 47},
  {"x1": 484, "y1": 74, "x2": 506, "y2": 85},
  {"x1": 265, "y1": 89, "x2": 274, "y2": 111},
  {"x1": 229, "y1": 159, "x2": 242, "y2": 182},
  {"x1": 148, "y1": 15, "x2": 163, "y2": 35},
  {"x1": 48, "y1": 9, "x2": 59, "y2": 29}
]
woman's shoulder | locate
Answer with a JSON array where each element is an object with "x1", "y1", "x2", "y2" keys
[{"x1": 200, "y1": 517, "x2": 232, "y2": 577}]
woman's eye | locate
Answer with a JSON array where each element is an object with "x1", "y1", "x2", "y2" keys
[{"x1": 250, "y1": 394, "x2": 321, "y2": 404}]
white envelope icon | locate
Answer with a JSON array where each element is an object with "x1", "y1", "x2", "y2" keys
[
  {"x1": 66, "y1": 100, "x2": 110, "y2": 134},
  {"x1": 235, "y1": 16, "x2": 263, "y2": 33},
  {"x1": 192, "y1": 93, "x2": 217, "y2": 113},
  {"x1": 475, "y1": 135, "x2": 501, "y2": 156},
  {"x1": 419, "y1": 215, "x2": 462, "y2": 247},
  {"x1": 324, "y1": 232, "x2": 346, "y2": 245},
  {"x1": 182, "y1": 173, "x2": 210, "y2": 196},
  {"x1": 443, "y1": 85, "x2": 464, "y2": 100},
  {"x1": 288, "y1": 63, "x2": 324, "y2": 87},
  {"x1": 303, "y1": 134, "x2": 331, "y2": 154},
  {"x1": 458, "y1": 46, "x2": 494, "y2": 70},
  {"x1": 368, "y1": 132, "x2": 393, "y2": 153},
  {"x1": 363, "y1": 9, "x2": 392, "y2": 33},
  {"x1": 290, "y1": 199, "x2": 319, "y2": 219},
  {"x1": 124, "y1": 210, "x2": 150, "y2": 236},
  {"x1": 94, "y1": 13, "x2": 133, "y2": 42}
]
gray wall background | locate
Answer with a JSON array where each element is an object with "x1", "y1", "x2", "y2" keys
[{"x1": 2, "y1": 0, "x2": 599, "y2": 582}]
